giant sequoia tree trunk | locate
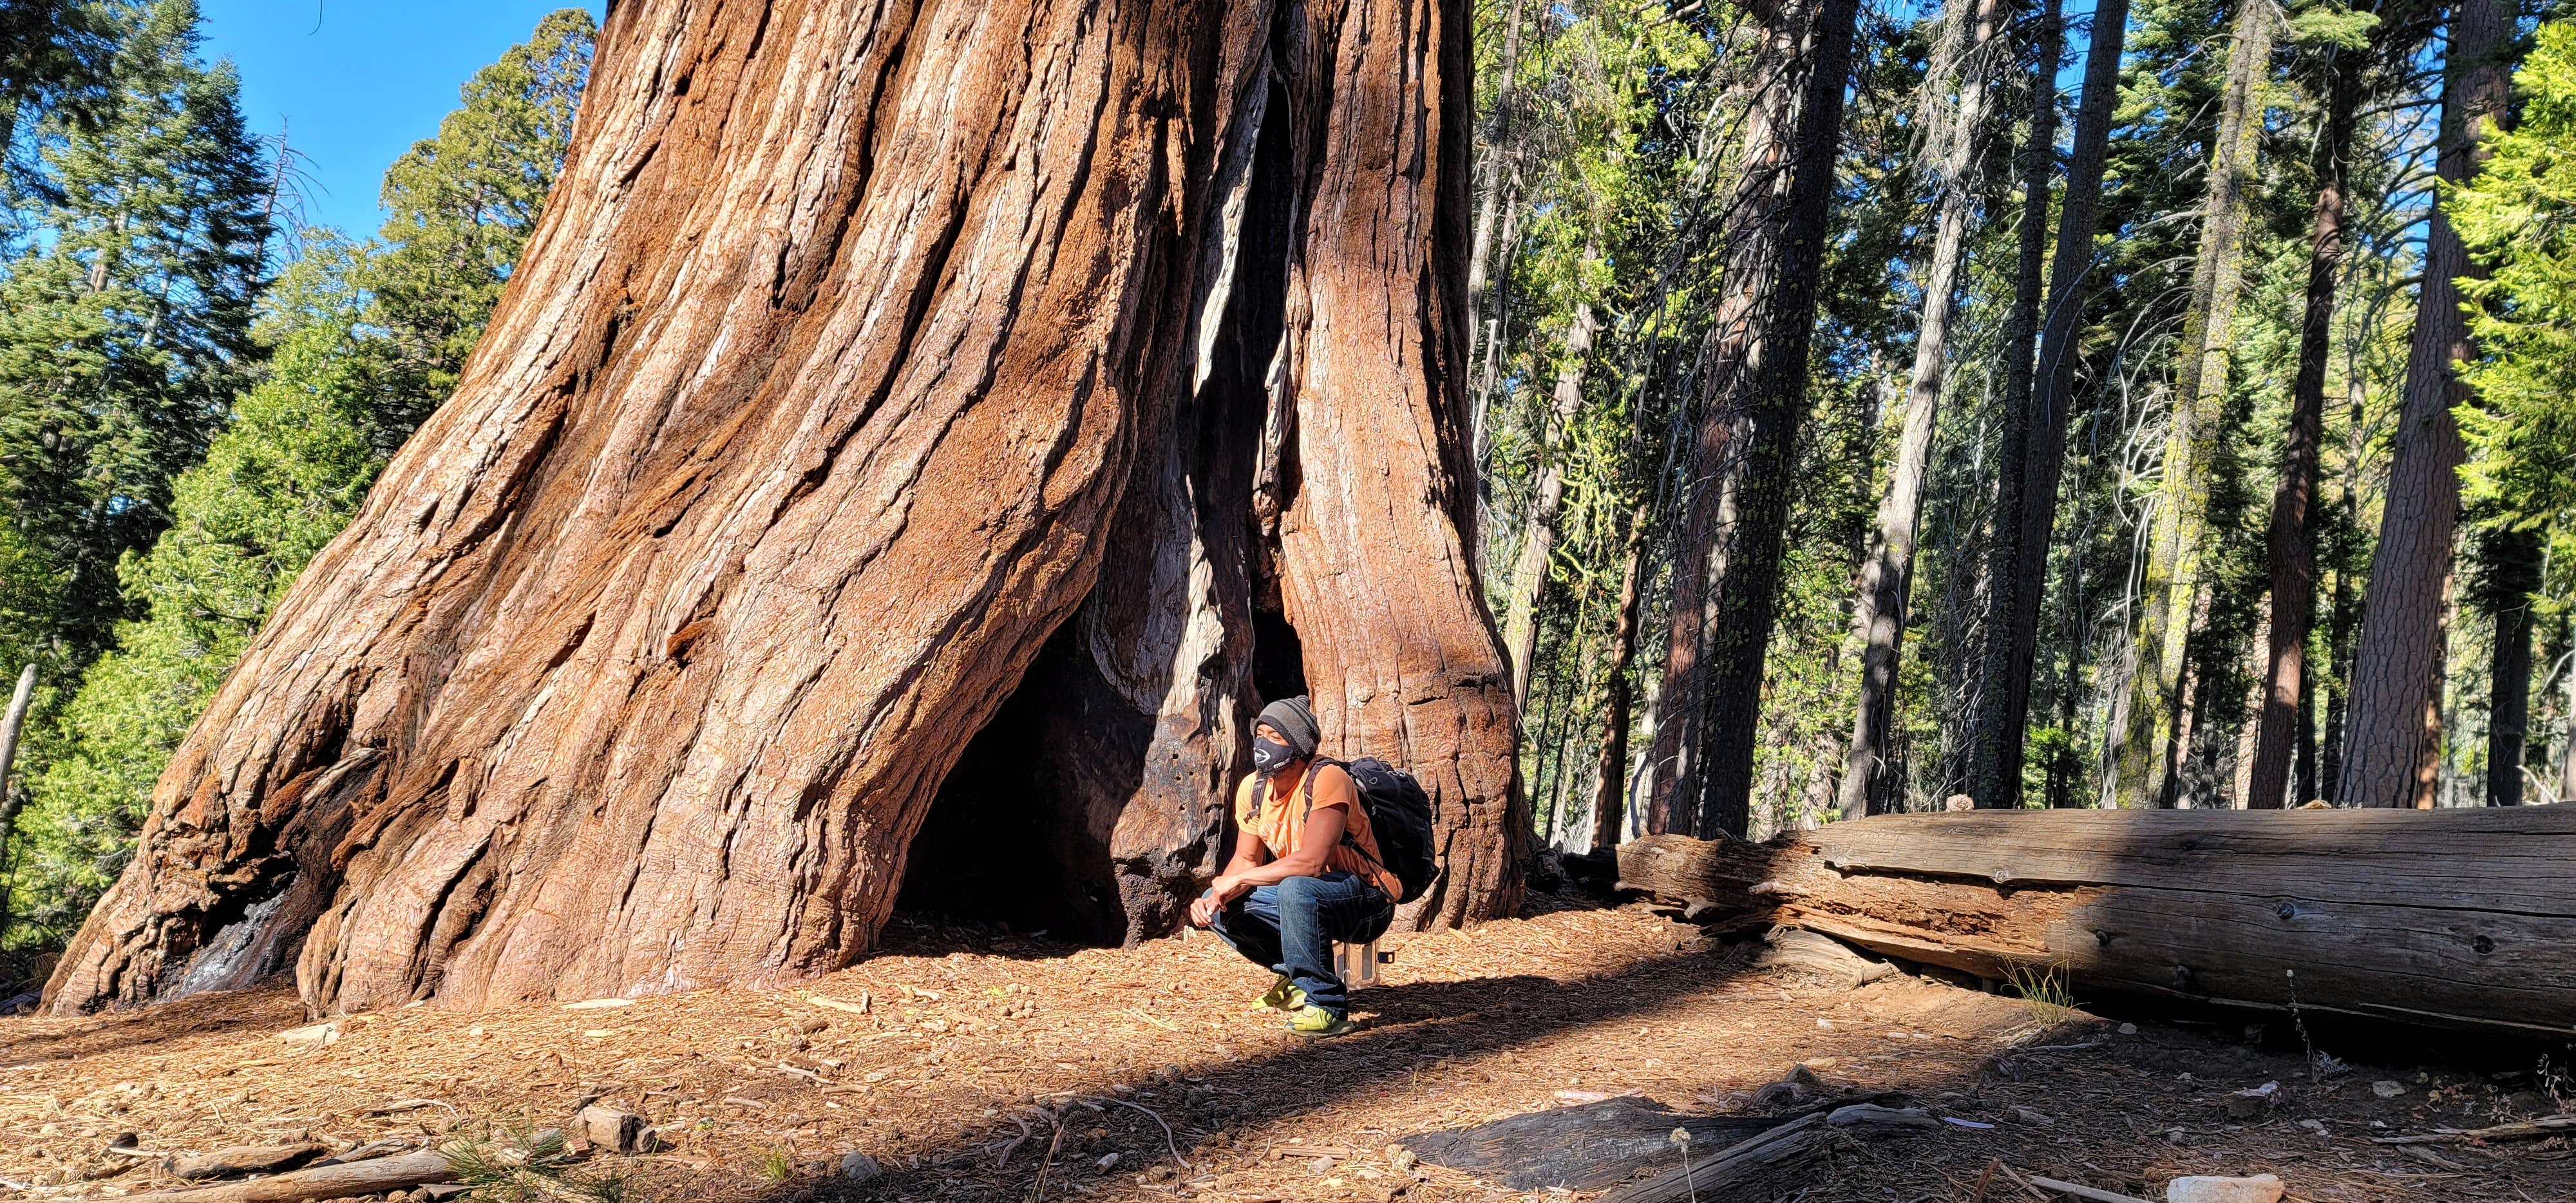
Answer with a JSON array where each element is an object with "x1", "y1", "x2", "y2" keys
[
  {"x1": 2339, "y1": 0, "x2": 2515, "y2": 810},
  {"x1": 47, "y1": 0, "x2": 1518, "y2": 1015}
]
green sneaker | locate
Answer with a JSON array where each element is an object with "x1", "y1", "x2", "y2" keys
[
  {"x1": 1286, "y1": 1004, "x2": 1353, "y2": 1037},
  {"x1": 1253, "y1": 975, "x2": 1306, "y2": 1012}
]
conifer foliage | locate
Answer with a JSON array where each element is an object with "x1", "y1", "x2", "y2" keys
[{"x1": 0, "y1": 7, "x2": 592, "y2": 950}]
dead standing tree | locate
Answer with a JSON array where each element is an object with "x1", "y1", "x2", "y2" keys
[{"x1": 47, "y1": 0, "x2": 1522, "y2": 1015}]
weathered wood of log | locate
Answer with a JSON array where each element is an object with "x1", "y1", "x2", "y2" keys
[
  {"x1": 1397, "y1": 1097, "x2": 1788, "y2": 1190},
  {"x1": 1616, "y1": 808, "x2": 2576, "y2": 1036},
  {"x1": 113, "y1": 1150, "x2": 457, "y2": 1203},
  {"x1": 169, "y1": 1143, "x2": 327, "y2": 1181}
]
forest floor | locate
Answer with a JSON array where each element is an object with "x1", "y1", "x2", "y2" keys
[{"x1": 2, "y1": 892, "x2": 2570, "y2": 1203}]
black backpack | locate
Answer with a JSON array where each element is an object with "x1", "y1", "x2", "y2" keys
[{"x1": 1302, "y1": 756, "x2": 1438, "y2": 904}]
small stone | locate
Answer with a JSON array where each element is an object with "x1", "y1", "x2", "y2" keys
[
  {"x1": 837, "y1": 1152, "x2": 882, "y2": 1182},
  {"x1": 2371, "y1": 1081, "x2": 2405, "y2": 1099},
  {"x1": 2118, "y1": 1023, "x2": 2138, "y2": 1036},
  {"x1": 1097, "y1": 1152, "x2": 1121, "y2": 1172},
  {"x1": 1308, "y1": 1155, "x2": 1336, "y2": 1175},
  {"x1": 2164, "y1": 1173, "x2": 2285, "y2": 1203},
  {"x1": 2298, "y1": 1119, "x2": 2328, "y2": 1135},
  {"x1": 2009, "y1": 1106, "x2": 2053, "y2": 1126},
  {"x1": 1390, "y1": 1149, "x2": 1418, "y2": 1173}
]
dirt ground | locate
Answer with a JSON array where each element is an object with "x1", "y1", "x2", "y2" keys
[{"x1": 3, "y1": 895, "x2": 2571, "y2": 1203}]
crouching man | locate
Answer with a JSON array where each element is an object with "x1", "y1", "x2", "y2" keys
[{"x1": 1187, "y1": 696, "x2": 1399, "y2": 1037}]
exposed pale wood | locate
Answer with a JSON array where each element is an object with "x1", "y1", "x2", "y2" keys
[
  {"x1": 170, "y1": 1144, "x2": 326, "y2": 1181},
  {"x1": 115, "y1": 1150, "x2": 456, "y2": 1203},
  {"x1": 1617, "y1": 809, "x2": 2576, "y2": 1036},
  {"x1": 1399, "y1": 1097, "x2": 1786, "y2": 1191},
  {"x1": 2027, "y1": 1177, "x2": 2155, "y2": 1203}
]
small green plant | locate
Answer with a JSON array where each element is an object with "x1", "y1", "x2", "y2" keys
[
  {"x1": 2005, "y1": 961, "x2": 2076, "y2": 1027},
  {"x1": 442, "y1": 1122, "x2": 639, "y2": 1203},
  {"x1": 755, "y1": 1148, "x2": 797, "y2": 1184}
]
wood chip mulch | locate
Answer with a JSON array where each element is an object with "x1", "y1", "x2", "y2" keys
[{"x1": 4, "y1": 896, "x2": 2571, "y2": 1202}]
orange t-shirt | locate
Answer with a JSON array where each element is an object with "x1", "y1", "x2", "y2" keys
[{"x1": 1232, "y1": 761, "x2": 1401, "y2": 901}]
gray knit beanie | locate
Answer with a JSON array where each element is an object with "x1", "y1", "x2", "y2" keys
[{"x1": 1256, "y1": 696, "x2": 1320, "y2": 759}]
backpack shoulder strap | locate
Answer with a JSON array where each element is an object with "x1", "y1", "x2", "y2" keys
[{"x1": 1298, "y1": 756, "x2": 1337, "y2": 826}]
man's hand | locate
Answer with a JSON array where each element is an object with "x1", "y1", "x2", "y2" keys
[
  {"x1": 1210, "y1": 873, "x2": 1252, "y2": 906},
  {"x1": 1188, "y1": 894, "x2": 1219, "y2": 929}
]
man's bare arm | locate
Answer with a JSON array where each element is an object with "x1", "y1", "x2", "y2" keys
[{"x1": 1211, "y1": 805, "x2": 1345, "y2": 899}]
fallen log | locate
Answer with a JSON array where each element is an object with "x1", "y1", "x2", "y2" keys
[
  {"x1": 111, "y1": 1150, "x2": 457, "y2": 1203},
  {"x1": 112, "y1": 1130, "x2": 565, "y2": 1203},
  {"x1": 1618, "y1": 807, "x2": 2576, "y2": 1036},
  {"x1": 169, "y1": 1144, "x2": 327, "y2": 1181},
  {"x1": 1396, "y1": 1097, "x2": 1790, "y2": 1190}
]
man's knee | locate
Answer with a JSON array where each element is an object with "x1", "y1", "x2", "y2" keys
[{"x1": 1274, "y1": 875, "x2": 1321, "y2": 906}]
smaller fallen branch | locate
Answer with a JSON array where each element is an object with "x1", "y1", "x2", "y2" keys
[
  {"x1": 2026, "y1": 1177, "x2": 2155, "y2": 1203},
  {"x1": 1593, "y1": 1113, "x2": 1835, "y2": 1203},
  {"x1": 170, "y1": 1143, "x2": 327, "y2": 1181},
  {"x1": 111, "y1": 1149, "x2": 458, "y2": 1203},
  {"x1": 2371, "y1": 1113, "x2": 2576, "y2": 1145}
]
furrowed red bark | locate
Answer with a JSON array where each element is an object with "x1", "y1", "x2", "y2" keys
[
  {"x1": 47, "y1": 0, "x2": 1515, "y2": 1013},
  {"x1": 1275, "y1": 0, "x2": 1527, "y2": 924},
  {"x1": 2339, "y1": 0, "x2": 2515, "y2": 810}
]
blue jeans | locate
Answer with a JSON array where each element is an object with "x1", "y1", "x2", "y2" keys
[{"x1": 1208, "y1": 871, "x2": 1394, "y2": 1016}]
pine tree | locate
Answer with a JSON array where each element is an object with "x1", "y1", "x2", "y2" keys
[
  {"x1": 361, "y1": 8, "x2": 593, "y2": 444},
  {"x1": 0, "y1": 0, "x2": 270, "y2": 665},
  {"x1": 5, "y1": 10, "x2": 593, "y2": 946}
]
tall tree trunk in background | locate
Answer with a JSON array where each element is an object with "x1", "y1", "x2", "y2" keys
[
  {"x1": 2483, "y1": 527, "x2": 2541, "y2": 805},
  {"x1": 2248, "y1": 48, "x2": 2362, "y2": 812},
  {"x1": 1502, "y1": 247, "x2": 1602, "y2": 710},
  {"x1": 1589, "y1": 507, "x2": 1651, "y2": 851},
  {"x1": 1688, "y1": 0, "x2": 1868, "y2": 838},
  {"x1": 2562, "y1": 636, "x2": 2576, "y2": 802},
  {"x1": 1967, "y1": 0, "x2": 2064, "y2": 806},
  {"x1": 1839, "y1": 0, "x2": 2002, "y2": 820},
  {"x1": 46, "y1": 0, "x2": 1514, "y2": 1016},
  {"x1": 2115, "y1": 0, "x2": 2275, "y2": 808},
  {"x1": 2339, "y1": 0, "x2": 2515, "y2": 810},
  {"x1": 0, "y1": 663, "x2": 35, "y2": 934},
  {"x1": 1969, "y1": 0, "x2": 2130, "y2": 809},
  {"x1": 1649, "y1": 4, "x2": 1807, "y2": 837},
  {"x1": 1465, "y1": 0, "x2": 1528, "y2": 445}
]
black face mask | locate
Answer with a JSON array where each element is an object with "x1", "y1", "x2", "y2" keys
[{"x1": 1251, "y1": 736, "x2": 1297, "y2": 775}]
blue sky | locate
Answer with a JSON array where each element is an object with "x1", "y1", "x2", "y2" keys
[{"x1": 200, "y1": 1, "x2": 604, "y2": 238}]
